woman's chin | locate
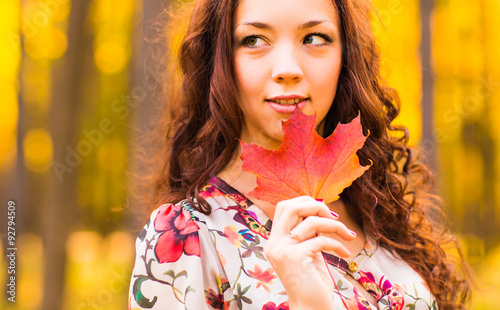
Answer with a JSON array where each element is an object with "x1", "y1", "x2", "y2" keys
[{"x1": 248, "y1": 134, "x2": 284, "y2": 150}]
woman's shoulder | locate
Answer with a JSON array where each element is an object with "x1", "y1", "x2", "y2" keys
[
  {"x1": 143, "y1": 199, "x2": 207, "y2": 230},
  {"x1": 147, "y1": 199, "x2": 204, "y2": 221},
  {"x1": 130, "y1": 201, "x2": 227, "y2": 310},
  {"x1": 362, "y1": 241, "x2": 423, "y2": 280},
  {"x1": 355, "y1": 241, "x2": 438, "y2": 309}
]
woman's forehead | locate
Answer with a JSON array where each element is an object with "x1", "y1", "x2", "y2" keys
[{"x1": 234, "y1": 0, "x2": 340, "y2": 26}]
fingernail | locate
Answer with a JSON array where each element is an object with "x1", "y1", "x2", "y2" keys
[
  {"x1": 330, "y1": 211, "x2": 339, "y2": 218},
  {"x1": 349, "y1": 230, "x2": 357, "y2": 236},
  {"x1": 315, "y1": 198, "x2": 324, "y2": 202}
]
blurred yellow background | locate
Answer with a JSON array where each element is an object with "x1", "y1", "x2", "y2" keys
[{"x1": 0, "y1": 0, "x2": 498, "y2": 309}]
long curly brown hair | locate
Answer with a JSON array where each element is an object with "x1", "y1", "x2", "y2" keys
[{"x1": 146, "y1": 0, "x2": 472, "y2": 308}]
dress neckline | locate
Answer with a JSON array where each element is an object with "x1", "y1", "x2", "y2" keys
[
  {"x1": 208, "y1": 176, "x2": 273, "y2": 229},
  {"x1": 204, "y1": 176, "x2": 354, "y2": 273}
]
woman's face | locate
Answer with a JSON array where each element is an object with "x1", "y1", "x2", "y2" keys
[{"x1": 233, "y1": 0, "x2": 343, "y2": 150}]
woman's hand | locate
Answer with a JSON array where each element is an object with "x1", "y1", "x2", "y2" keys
[{"x1": 263, "y1": 196, "x2": 356, "y2": 309}]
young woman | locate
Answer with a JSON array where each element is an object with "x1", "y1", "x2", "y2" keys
[{"x1": 129, "y1": 0, "x2": 471, "y2": 309}]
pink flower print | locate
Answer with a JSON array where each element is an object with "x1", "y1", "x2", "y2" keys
[
  {"x1": 224, "y1": 225, "x2": 243, "y2": 248},
  {"x1": 359, "y1": 271, "x2": 384, "y2": 301},
  {"x1": 248, "y1": 264, "x2": 277, "y2": 293},
  {"x1": 353, "y1": 288, "x2": 373, "y2": 310},
  {"x1": 153, "y1": 204, "x2": 200, "y2": 263}
]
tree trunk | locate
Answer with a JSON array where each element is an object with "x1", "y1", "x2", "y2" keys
[
  {"x1": 477, "y1": 0, "x2": 497, "y2": 249},
  {"x1": 41, "y1": 0, "x2": 91, "y2": 308},
  {"x1": 419, "y1": 0, "x2": 435, "y2": 170},
  {"x1": 126, "y1": 0, "x2": 169, "y2": 230}
]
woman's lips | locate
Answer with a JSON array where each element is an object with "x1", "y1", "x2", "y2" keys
[{"x1": 266, "y1": 98, "x2": 309, "y2": 114}]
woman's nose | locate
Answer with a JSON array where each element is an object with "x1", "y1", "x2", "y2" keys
[{"x1": 271, "y1": 47, "x2": 303, "y2": 83}]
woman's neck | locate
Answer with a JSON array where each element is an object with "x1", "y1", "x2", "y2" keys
[{"x1": 217, "y1": 153, "x2": 277, "y2": 218}]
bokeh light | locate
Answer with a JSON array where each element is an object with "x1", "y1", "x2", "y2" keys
[
  {"x1": 0, "y1": 85, "x2": 19, "y2": 171},
  {"x1": 94, "y1": 41, "x2": 130, "y2": 74},
  {"x1": 23, "y1": 128, "x2": 53, "y2": 173},
  {"x1": 18, "y1": 233, "x2": 44, "y2": 308},
  {"x1": 104, "y1": 231, "x2": 135, "y2": 263},
  {"x1": 96, "y1": 139, "x2": 127, "y2": 172},
  {"x1": 67, "y1": 231, "x2": 102, "y2": 263},
  {"x1": 25, "y1": 27, "x2": 68, "y2": 60},
  {"x1": 21, "y1": 58, "x2": 51, "y2": 114}
]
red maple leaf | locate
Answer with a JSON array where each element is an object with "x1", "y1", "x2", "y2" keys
[{"x1": 240, "y1": 108, "x2": 371, "y2": 205}]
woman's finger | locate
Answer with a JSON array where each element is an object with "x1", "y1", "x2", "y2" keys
[
  {"x1": 295, "y1": 235, "x2": 351, "y2": 258},
  {"x1": 277, "y1": 196, "x2": 335, "y2": 220},
  {"x1": 273, "y1": 196, "x2": 337, "y2": 236},
  {"x1": 288, "y1": 216, "x2": 356, "y2": 242}
]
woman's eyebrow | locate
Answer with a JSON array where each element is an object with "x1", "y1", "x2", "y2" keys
[
  {"x1": 235, "y1": 21, "x2": 273, "y2": 30},
  {"x1": 299, "y1": 20, "x2": 335, "y2": 30},
  {"x1": 234, "y1": 20, "x2": 336, "y2": 31}
]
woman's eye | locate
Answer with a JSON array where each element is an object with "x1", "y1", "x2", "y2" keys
[
  {"x1": 303, "y1": 34, "x2": 332, "y2": 46},
  {"x1": 241, "y1": 36, "x2": 266, "y2": 48}
]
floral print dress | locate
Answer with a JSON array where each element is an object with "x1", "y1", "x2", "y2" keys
[{"x1": 129, "y1": 177, "x2": 438, "y2": 310}]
